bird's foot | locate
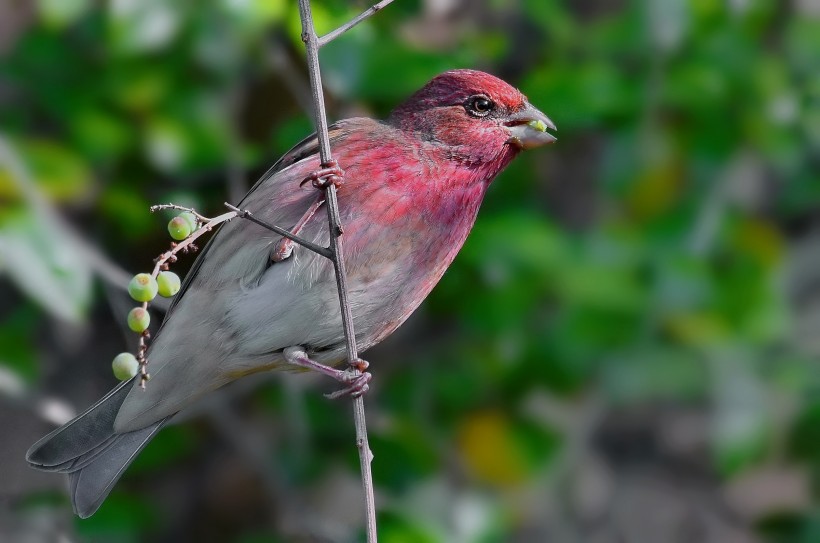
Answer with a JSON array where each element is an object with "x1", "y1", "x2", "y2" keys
[
  {"x1": 271, "y1": 240, "x2": 293, "y2": 263},
  {"x1": 271, "y1": 197, "x2": 324, "y2": 262},
  {"x1": 300, "y1": 159, "x2": 345, "y2": 190},
  {"x1": 283, "y1": 346, "x2": 371, "y2": 398},
  {"x1": 324, "y1": 367, "x2": 371, "y2": 399}
]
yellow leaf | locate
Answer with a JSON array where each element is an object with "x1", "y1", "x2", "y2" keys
[
  {"x1": 733, "y1": 219, "x2": 783, "y2": 267},
  {"x1": 457, "y1": 411, "x2": 530, "y2": 486},
  {"x1": 664, "y1": 312, "x2": 729, "y2": 346}
]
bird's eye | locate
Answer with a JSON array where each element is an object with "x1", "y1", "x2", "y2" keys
[{"x1": 465, "y1": 95, "x2": 495, "y2": 117}]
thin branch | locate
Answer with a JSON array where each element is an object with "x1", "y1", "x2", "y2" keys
[
  {"x1": 296, "y1": 0, "x2": 358, "y2": 361},
  {"x1": 298, "y1": 2, "x2": 333, "y2": 162},
  {"x1": 150, "y1": 203, "x2": 217, "y2": 223},
  {"x1": 317, "y1": 0, "x2": 396, "y2": 47},
  {"x1": 297, "y1": 0, "x2": 380, "y2": 540},
  {"x1": 149, "y1": 211, "x2": 238, "y2": 271},
  {"x1": 224, "y1": 203, "x2": 332, "y2": 258}
]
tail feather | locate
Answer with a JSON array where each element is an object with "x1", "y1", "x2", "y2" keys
[
  {"x1": 26, "y1": 378, "x2": 170, "y2": 518},
  {"x1": 43, "y1": 434, "x2": 120, "y2": 473},
  {"x1": 69, "y1": 419, "x2": 167, "y2": 518},
  {"x1": 27, "y1": 378, "x2": 134, "y2": 468}
]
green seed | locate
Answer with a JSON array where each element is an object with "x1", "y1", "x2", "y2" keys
[
  {"x1": 112, "y1": 352, "x2": 139, "y2": 381},
  {"x1": 157, "y1": 271, "x2": 181, "y2": 297},
  {"x1": 127, "y1": 307, "x2": 150, "y2": 333},
  {"x1": 179, "y1": 212, "x2": 198, "y2": 233},
  {"x1": 528, "y1": 119, "x2": 548, "y2": 133},
  {"x1": 168, "y1": 216, "x2": 191, "y2": 240},
  {"x1": 128, "y1": 273, "x2": 158, "y2": 302}
]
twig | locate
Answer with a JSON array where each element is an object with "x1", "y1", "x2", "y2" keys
[
  {"x1": 148, "y1": 211, "x2": 238, "y2": 271},
  {"x1": 135, "y1": 208, "x2": 238, "y2": 387},
  {"x1": 297, "y1": 0, "x2": 381, "y2": 540},
  {"x1": 317, "y1": 0, "x2": 396, "y2": 47},
  {"x1": 224, "y1": 203, "x2": 332, "y2": 258},
  {"x1": 149, "y1": 203, "x2": 215, "y2": 223}
]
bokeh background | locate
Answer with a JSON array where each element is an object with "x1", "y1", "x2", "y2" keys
[{"x1": 1, "y1": 0, "x2": 819, "y2": 542}]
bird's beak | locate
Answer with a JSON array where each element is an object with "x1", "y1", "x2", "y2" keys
[{"x1": 505, "y1": 102, "x2": 557, "y2": 149}]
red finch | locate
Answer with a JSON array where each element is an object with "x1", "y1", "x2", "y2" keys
[{"x1": 27, "y1": 69, "x2": 556, "y2": 517}]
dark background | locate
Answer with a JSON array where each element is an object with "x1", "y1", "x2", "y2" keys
[{"x1": 1, "y1": 0, "x2": 819, "y2": 542}]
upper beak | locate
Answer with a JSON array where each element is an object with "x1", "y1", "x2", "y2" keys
[{"x1": 505, "y1": 102, "x2": 557, "y2": 149}]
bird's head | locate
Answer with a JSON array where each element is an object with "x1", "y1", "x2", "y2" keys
[{"x1": 389, "y1": 69, "x2": 556, "y2": 165}]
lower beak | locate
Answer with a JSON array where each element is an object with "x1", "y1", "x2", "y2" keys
[{"x1": 505, "y1": 102, "x2": 557, "y2": 149}]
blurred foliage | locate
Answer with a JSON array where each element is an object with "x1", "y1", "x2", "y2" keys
[{"x1": 1, "y1": 0, "x2": 819, "y2": 542}]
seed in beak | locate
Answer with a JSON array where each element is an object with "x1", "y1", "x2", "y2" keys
[{"x1": 527, "y1": 119, "x2": 549, "y2": 133}]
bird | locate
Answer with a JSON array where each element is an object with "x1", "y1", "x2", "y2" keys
[{"x1": 26, "y1": 69, "x2": 556, "y2": 518}]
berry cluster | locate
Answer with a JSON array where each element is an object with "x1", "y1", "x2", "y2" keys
[{"x1": 111, "y1": 209, "x2": 202, "y2": 386}]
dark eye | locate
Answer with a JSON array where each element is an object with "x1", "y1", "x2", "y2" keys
[{"x1": 465, "y1": 95, "x2": 495, "y2": 117}]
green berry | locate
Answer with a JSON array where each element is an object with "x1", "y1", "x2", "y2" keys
[
  {"x1": 179, "y1": 212, "x2": 198, "y2": 233},
  {"x1": 127, "y1": 307, "x2": 150, "y2": 333},
  {"x1": 157, "y1": 271, "x2": 181, "y2": 297},
  {"x1": 128, "y1": 273, "x2": 158, "y2": 302},
  {"x1": 112, "y1": 352, "x2": 139, "y2": 381},
  {"x1": 168, "y1": 216, "x2": 191, "y2": 240}
]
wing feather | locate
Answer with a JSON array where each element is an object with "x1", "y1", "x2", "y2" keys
[
  {"x1": 115, "y1": 120, "x2": 361, "y2": 432},
  {"x1": 163, "y1": 120, "x2": 352, "y2": 317}
]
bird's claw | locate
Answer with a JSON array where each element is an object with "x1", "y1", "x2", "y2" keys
[
  {"x1": 270, "y1": 198, "x2": 324, "y2": 263},
  {"x1": 351, "y1": 357, "x2": 369, "y2": 372},
  {"x1": 271, "y1": 238, "x2": 293, "y2": 262},
  {"x1": 324, "y1": 369, "x2": 372, "y2": 400},
  {"x1": 300, "y1": 159, "x2": 345, "y2": 190},
  {"x1": 283, "y1": 347, "x2": 373, "y2": 399}
]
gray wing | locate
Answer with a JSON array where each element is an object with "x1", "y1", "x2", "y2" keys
[
  {"x1": 162, "y1": 120, "x2": 350, "y2": 317},
  {"x1": 114, "y1": 120, "x2": 360, "y2": 432}
]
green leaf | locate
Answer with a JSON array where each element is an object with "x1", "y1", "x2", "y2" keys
[
  {"x1": 789, "y1": 401, "x2": 820, "y2": 466},
  {"x1": 76, "y1": 493, "x2": 158, "y2": 538},
  {"x1": 0, "y1": 211, "x2": 93, "y2": 323},
  {"x1": 107, "y1": 0, "x2": 182, "y2": 55},
  {"x1": 0, "y1": 306, "x2": 39, "y2": 385},
  {"x1": 379, "y1": 511, "x2": 441, "y2": 543},
  {"x1": 69, "y1": 108, "x2": 134, "y2": 161},
  {"x1": 602, "y1": 346, "x2": 707, "y2": 402},
  {"x1": 0, "y1": 139, "x2": 92, "y2": 203},
  {"x1": 370, "y1": 421, "x2": 440, "y2": 490},
  {"x1": 128, "y1": 425, "x2": 197, "y2": 473},
  {"x1": 36, "y1": 0, "x2": 92, "y2": 28}
]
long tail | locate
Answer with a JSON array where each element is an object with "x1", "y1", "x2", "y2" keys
[{"x1": 26, "y1": 378, "x2": 169, "y2": 518}]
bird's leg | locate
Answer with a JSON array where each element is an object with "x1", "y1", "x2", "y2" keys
[
  {"x1": 299, "y1": 159, "x2": 345, "y2": 190},
  {"x1": 271, "y1": 197, "x2": 325, "y2": 262},
  {"x1": 275, "y1": 161, "x2": 344, "y2": 257},
  {"x1": 283, "y1": 346, "x2": 371, "y2": 399}
]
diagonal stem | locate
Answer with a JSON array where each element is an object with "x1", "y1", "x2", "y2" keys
[
  {"x1": 224, "y1": 203, "x2": 332, "y2": 258},
  {"x1": 317, "y1": 0, "x2": 396, "y2": 47}
]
